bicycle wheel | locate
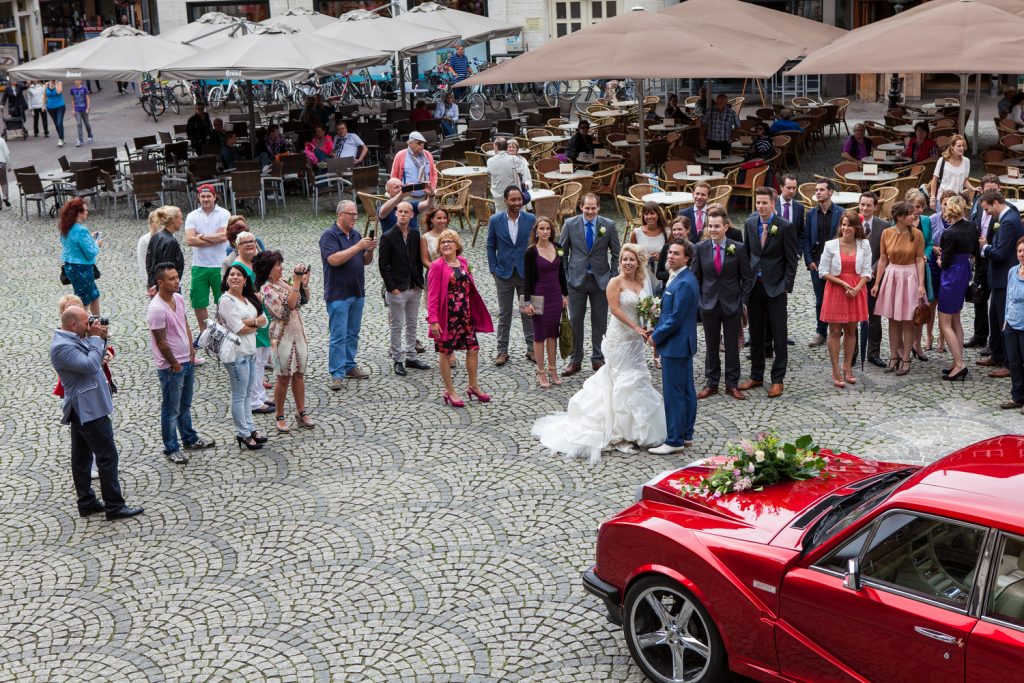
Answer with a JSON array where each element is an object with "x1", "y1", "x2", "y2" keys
[
  {"x1": 467, "y1": 93, "x2": 486, "y2": 121},
  {"x1": 487, "y1": 86, "x2": 504, "y2": 112},
  {"x1": 166, "y1": 89, "x2": 180, "y2": 115},
  {"x1": 542, "y1": 81, "x2": 559, "y2": 107},
  {"x1": 141, "y1": 93, "x2": 165, "y2": 117},
  {"x1": 574, "y1": 85, "x2": 598, "y2": 114},
  {"x1": 171, "y1": 82, "x2": 192, "y2": 106},
  {"x1": 208, "y1": 86, "x2": 226, "y2": 112}
]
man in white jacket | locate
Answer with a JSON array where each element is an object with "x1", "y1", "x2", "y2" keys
[{"x1": 26, "y1": 81, "x2": 48, "y2": 138}]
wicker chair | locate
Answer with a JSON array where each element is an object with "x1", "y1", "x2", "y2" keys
[
  {"x1": 590, "y1": 164, "x2": 624, "y2": 202},
  {"x1": 437, "y1": 179, "x2": 472, "y2": 229},
  {"x1": 435, "y1": 159, "x2": 463, "y2": 172},
  {"x1": 531, "y1": 194, "x2": 561, "y2": 225},
  {"x1": 468, "y1": 195, "x2": 494, "y2": 246},
  {"x1": 357, "y1": 191, "x2": 386, "y2": 234}
]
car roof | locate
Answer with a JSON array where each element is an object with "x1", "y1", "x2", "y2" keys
[{"x1": 889, "y1": 435, "x2": 1024, "y2": 533}]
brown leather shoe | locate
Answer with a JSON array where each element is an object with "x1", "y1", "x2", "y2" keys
[
  {"x1": 738, "y1": 379, "x2": 763, "y2": 390},
  {"x1": 494, "y1": 352, "x2": 510, "y2": 366},
  {"x1": 976, "y1": 357, "x2": 999, "y2": 367},
  {"x1": 526, "y1": 350, "x2": 535, "y2": 363},
  {"x1": 562, "y1": 362, "x2": 582, "y2": 377},
  {"x1": 592, "y1": 361, "x2": 605, "y2": 371},
  {"x1": 989, "y1": 367, "x2": 1011, "y2": 378},
  {"x1": 999, "y1": 400, "x2": 1023, "y2": 409},
  {"x1": 725, "y1": 387, "x2": 747, "y2": 400},
  {"x1": 696, "y1": 386, "x2": 719, "y2": 399},
  {"x1": 767, "y1": 383, "x2": 784, "y2": 398}
]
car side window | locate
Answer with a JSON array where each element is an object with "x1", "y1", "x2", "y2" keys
[
  {"x1": 986, "y1": 534, "x2": 1024, "y2": 628},
  {"x1": 817, "y1": 527, "x2": 871, "y2": 574},
  {"x1": 859, "y1": 512, "x2": 985, "y2": 609}
]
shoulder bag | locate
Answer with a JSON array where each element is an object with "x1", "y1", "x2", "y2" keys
[{"x1": 514, "y1": 164, "x2": 531, "y2": 205}]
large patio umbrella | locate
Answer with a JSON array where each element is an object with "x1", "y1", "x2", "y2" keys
[
  {"x1": 394, "y1": 1, "x2": 521, "y2": 46},
  {"x1": 789, "y1": 0, "x2": 1024, "y2": 149},
  {"x1": 460, "y1": 7, "x2": 798, "y2": 167},
  {"x1": 8, "y1": 25, "x2": 198, "y2": 81},
  {"x1": 316, "y1": 9, "x2": 460, "y2": 57},
  {"x1": 158, "y1": 12, "x2": 243, "y2": 45},
  {"x1": 662, "y1": 0, "x2": 845, "y2": 58},
  {"x1": 259, "y1": 8, "x2": 335, "y2": 32}
]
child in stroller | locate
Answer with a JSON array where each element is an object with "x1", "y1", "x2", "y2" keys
[{"x1": 1, "y1": 81, "x2": 27, "y2": 141}]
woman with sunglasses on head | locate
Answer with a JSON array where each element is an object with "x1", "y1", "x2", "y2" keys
[{"x1": 219, "y1": 265, "x2": 269, "y2": 449}]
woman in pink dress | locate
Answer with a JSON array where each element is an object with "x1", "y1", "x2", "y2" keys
[{"x1": 819, "y1": 210, "x2": 873, "y2": 387}]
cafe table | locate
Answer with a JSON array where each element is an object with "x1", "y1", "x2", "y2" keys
[
  {"x1": 544, "y1": 169, "x2": 595, "y2": 182},
  {"x1": 672, "y1": 170, "x2": 725, "y2": 183},
  {"x1": 440, "y1": 166, "x2": 488, "y2": 178},
  {"x1": 832, "y1": 191, "x2": 863, "y2": 206},
  {"x1": 845, "y1": 170, "x2": 899, "y2": 184},
  {"x1": 694, "y1": 154, "x2": 745, "y2": 166},
  {"x1": 640, "y1": 191, "x2": 693, "y2": 205}
]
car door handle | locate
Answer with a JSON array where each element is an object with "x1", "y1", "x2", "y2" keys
[{"x1": 914, "y1": 626, "x2": 961, "y2": 646}]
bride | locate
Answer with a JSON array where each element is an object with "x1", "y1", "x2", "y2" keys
[{"x1": 532, "y1": 243, "x2": 667, "y2": 464}]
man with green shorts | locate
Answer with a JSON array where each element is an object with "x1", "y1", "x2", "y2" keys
[{"x1": 184, "y1": 185, "x2": 230, "y2": 360}]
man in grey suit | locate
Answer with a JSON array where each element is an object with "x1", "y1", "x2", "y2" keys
[
  {"x1": 51, "y1": 306, "x2": 143, "y2": 521},
  {"x1": 861, "y1": 191, "x2": 891, "y2": 367},
  {"x1": 559, "y1": 192, "x2": 620, "y2": 375}
]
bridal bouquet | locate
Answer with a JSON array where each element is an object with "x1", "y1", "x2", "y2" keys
[
  {"x1": 671, "y1": 431, "x2": 828, "y2": 497},
  {"x1": 637, "y1": 295, "x2": 661, "y2": 328}
]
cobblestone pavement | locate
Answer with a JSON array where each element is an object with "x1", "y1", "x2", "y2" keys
[{"x1": 1, "y1": 114, "x2": 1019, "y2": 682}]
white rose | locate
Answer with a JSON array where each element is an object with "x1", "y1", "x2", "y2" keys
[{"x1": 755, "y1": 453, "x2": 765, "y2": 463}]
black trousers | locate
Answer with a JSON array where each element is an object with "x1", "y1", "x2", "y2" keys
[
  {"x1": 990, "y1": 288, "x2": 1007, "y2": 364},
  {"x1": 702, "y1": 309, "x2": 741, "y2": 389},
  {"x1": 69, "y1": 410, "x2": 125, "y2": 512},
  {"x1": 748, "y1": 281, "x2": 788, "y2": 384},
  {"x1": 974, "y1": 260, "x2": 990, "y2": 341},
  {"x1": 31, "y1": 108, "x2": 48, "y2": 136},
  {"x1": 867, "y1": 284, "x2": 883, "y2": 358}
]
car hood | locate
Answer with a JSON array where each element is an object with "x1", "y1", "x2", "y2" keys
[{"x1": 639, "y1": 451, "x2": 913, "y2": 544}]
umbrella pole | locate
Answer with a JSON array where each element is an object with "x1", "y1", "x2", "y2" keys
[
  {"x1": 973, "y1": 72, "x2": 981, "y2": 155},
  {"x1": 638, "y1": 79, "x2": 646, "y2": 173},
  {"x1": 247, "y1": 80, "x2": 258, "y2": 160},
  {"x1": 958, "y1": 73, "x2": 967, "y2": 142}
]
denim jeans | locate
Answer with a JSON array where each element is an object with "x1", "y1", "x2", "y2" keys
[
  {"x1": 75, "y1": 111, "x2": 93, "y2": 143},
  {"x1": 1004, "y1": 327, "x2": 1024, "y2": 403},
  {"x1": 48, "y1": 105, "x2": 65, "y2": 141},
  {"x1": 327, "y1": 296, "x2": 365, "y2": 378},
  {"x1": 157, "y1": 361, "x2": 199, "y2": 454},
  {"x1": 225, "y1": 354, "x2": 257, "y2": 437}
]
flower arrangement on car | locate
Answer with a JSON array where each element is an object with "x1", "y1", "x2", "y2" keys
[{"x1": 671, "y1": 430, "x2": 827, "y2": 497}]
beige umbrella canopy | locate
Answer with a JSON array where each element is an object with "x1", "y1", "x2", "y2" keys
[
  {"x1": 394, "y1": 1, "x2": 521, "y2": 46},
  {"x1": 662, "y1": 0, "x2": 845, "y2": 58},
  {"x1": 316, "y1": 9, "x2": 460, "y2": 58},
  {"x1": 259, "y1": 7, "x2": 335, "y2": 31},
  {"x1": 459, "y1": 7, "x2": 798, "y2": 85},
  {"x1": 158, "y1": 12, "x2": 246, "y2": 45}
]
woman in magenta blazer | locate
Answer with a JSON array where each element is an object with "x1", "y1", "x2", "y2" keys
[{"x1": 427, "y1": 229, "x2": 494, "y2": 407}]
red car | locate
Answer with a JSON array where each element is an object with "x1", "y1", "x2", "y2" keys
[{"x1": 583, "y1": 435, "x2": 1024, "y2": 683}]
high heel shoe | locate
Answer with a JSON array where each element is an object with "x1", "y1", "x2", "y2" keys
[
  {"x1": 294, "y1": 409, "x2": 315, "y2": 429},
  {"x1": 912, "y1": 348, "x2": 929, "y2": 362},
  {"x1": 896, "y1": 358, "x2": 912, "y2": 376},
  {"x1": 442, "y1": 391, "x2": 465, "y2": 408},
  {"x1": 943, "y1": 367, "x2": 969, "y2": 381},
  {"x1": 884, "y1": 358, "x2": 898, "y2": 374},
  {"x1": 843, "y1": 367, "x2": 857, "y2": 384},
  {"x1": 236, "y1": 435, "x2": 262, "y2": 450},
  {"x1": 548, "y1": 365, "x2": 561, "y2": 386},
  {"x1": 537, "y1": 370, "x2": 551, "y2": 389},
  {"x1": 275, "y1": 416, "x2": 290, "y2": 434},
  {"x1": 250, "y1": 431, "x2": 268, "y2": 444},
  {"x1": 832, "y1": 372, "x2": 846, "y2": 389},
  {"x1": 467, "y1": 386, "x2": 491, "y2": 402}
]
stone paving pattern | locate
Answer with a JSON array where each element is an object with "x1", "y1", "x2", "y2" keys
[{"x1": 1, "y1": 93, "x2": 1020, "y2": 682}]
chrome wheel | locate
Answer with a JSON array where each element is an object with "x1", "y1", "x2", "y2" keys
[{"x1": 623, "y1": 577, "x2": 725, "y2": 683}]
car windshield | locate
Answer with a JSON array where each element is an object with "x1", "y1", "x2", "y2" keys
[{"x1": 804, "y1": 469, "x2": 914, "y2": 552}]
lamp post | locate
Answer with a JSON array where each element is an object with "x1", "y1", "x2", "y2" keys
[{"x1": 886, "y1": 1, "x2": 905, "y2": 108}]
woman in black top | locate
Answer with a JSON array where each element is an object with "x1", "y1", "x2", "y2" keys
[
  {"x1": 936, "y1": 195, "x2": 978, "y2": 381},
  {"x1": 663, "y1": 94, "x2": 682, "y2": 121},
  {"x1": 523, "y1": 216, "x2": 568, "y2": 388}
]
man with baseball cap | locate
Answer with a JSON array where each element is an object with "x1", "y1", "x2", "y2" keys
[
  {"x1": 389, "y1": 131, "x2": 437, "y2": 199},
  {"x1": 184, "y1": 184, "x2": 230, "y2": 347}
]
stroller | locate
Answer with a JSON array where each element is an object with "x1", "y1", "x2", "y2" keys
[{"x1": 2, "y1": 102, "x2": 26, "y2": 141}]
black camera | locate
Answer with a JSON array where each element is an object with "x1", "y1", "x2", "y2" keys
[
  {"x1": 88, "y1": 315, "x2": 110, "y2": 326},
  {"x1": 294, "y1": 264, "x2": 310, "y2": 275}
]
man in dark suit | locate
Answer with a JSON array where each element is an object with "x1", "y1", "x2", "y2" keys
[
  {"x1": 977, "y1": 189, "x2": 1024, "y2": 378},
  {"x1": 649, "y1": 239, "x2": 699, "y2": 455},
  {"x1": 692, "y1": 207, "x2": 753, "y2": 399},
  {"x1": 740, "y1": 187, "x2": 799, "y2": 398},
  {"x1": 559, "y1": 192, "x2": 620, "y2": 375},
  {"x1": 861, "y1": 191, "x2": 891, "y2": 367},
  {"x1": 679, "y1": 182, "x2": 710, "y2": 243},
  {"x1": 776, "y1": 174, "x2": 805, "y2": 257},
  {"x1": 379, "y1": 201, "x2": 430, "y2": 376},
  {"x1": 486, "y1": 186, "x2": 536, "y2": 366},
  {"x1": 50, "y1": 306, "x2": 144, "y2": 521},
  {"x1": 802, "y1": 179, "x2": 843, "y2": 347},
  {"x1": 966, "y1": 174, "x2": 1002, "y2": 349}
]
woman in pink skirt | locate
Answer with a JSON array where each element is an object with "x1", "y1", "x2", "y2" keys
[
  {"x1": 819, "y1": 210, "x2": 873, "y2": 387},
  {"x1": 871, "y1": 201, "x2": 927, "y2": 376}
]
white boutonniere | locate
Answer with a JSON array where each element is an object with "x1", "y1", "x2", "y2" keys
[
  {"x1": 725, "y1": 244, "x2": 736, "y2": 256},
  {"x1": 598, "y1": 226, "x2": 606, "y2": 237},
  {"x1": 994, "y1": 222, "x2": 1001, "y2": 232},
  {"x1": 556, "y1": 248, "x2": 565, "y2": 257},
  {"x1": 769, "y1": 225, "x2": 778, "y2": 236}
]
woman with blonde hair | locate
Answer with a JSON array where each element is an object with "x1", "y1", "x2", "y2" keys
[
  {"x1": 144, "y1": 205, "x2": 185, "y2": 300},
  {"x1": 137, "y1": 209, "x2": 162, "y2": 283},
  {"x1": 928, "y1": 134, "x2": 974, "y2": 213},
  {"x1": 936, "y1": 194, "x2": 977, "y2": 381},
  {"x1": 523, "y1": 216, "x2": 568, "y2": 388},
  {"x1": 532, "y1": 242, "x2": 667, "y2": 463},
  {"x1": 426, "y1": 229, "x2": 494, "y2": 407}
]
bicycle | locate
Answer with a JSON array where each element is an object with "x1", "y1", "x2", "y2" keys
[
  {"x1": 138, "y1": 78, "x2": 179, "y2": 118},
  {"x1": 426, "y1": 68, "x2": 485, "y2": 121}
]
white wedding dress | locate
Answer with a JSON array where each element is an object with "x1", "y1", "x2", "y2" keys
[{"x1": 532, "y1": 283, "x2": 667, "y2": 464}]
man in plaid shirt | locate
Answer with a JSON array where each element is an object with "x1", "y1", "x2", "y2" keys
[{"x1": 701, "y1": 94, "x2": 740, "y2": 154}]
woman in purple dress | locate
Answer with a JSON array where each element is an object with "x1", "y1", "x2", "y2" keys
[
  {"x1": 523, "y1": 216, "x2": 568, "y2": 388},
  {"x1": 936, "y1": 195, "x2": 977, "y2": 381}
]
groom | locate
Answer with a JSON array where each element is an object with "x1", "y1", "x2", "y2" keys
[{"x1": 649, "y1": 239, "x2": 699, "y2": 455}]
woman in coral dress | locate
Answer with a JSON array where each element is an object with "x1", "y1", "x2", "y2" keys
[{"x1": 819, "y1": 210, "x2": 872, "y2": 387}]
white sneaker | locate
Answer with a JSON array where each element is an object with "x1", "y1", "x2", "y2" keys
[
  {"x1": 87, "y1": 137, "x2": 94, "y2": 144},
  {"x1": 75, "y1": 140, "x2": 82, "y2": 147},
  {"x1": 58, "y1": 139, "x2": 64, "y2": 147},
  {"x1": 649, "y1": 443, "x2": 686, "y2": 455}
]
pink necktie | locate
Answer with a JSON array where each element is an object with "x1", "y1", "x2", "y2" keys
[
  {"x1": 696, "y1": 209, "x2": 703, "y2": 234},
  {"x1": 761, "y1": 222, "x2": 768, "y2": 247},
  {"x1": 714, "y1": 244, "x2": 722, "y2": 274}
]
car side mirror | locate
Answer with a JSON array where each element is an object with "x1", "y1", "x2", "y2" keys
[{"x1": 843, "y1": 558, "x2": 862, "y2": 591}]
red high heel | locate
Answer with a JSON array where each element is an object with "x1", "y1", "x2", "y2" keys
[
  {"x1": 466, "y1": 386, "x2": 491, "y2": 402},
  {"x1": 443, "y1": 391, "x2": 465, "y2": 408}
]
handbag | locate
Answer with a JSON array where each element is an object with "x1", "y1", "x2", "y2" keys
[
  {"x1": 514, "y1": 165, "x2": 531, "y2": 204},
  {"x1": 558, "y1": 309, "x2": 573, "y2": 360},
  {"x1": 912, "y1": 299, "x2": 930, "y2": 326},
  {"x1": 59, "y1": 264, "x2": 70, "y2": 286}
]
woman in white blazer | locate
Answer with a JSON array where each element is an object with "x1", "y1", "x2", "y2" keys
[{"x1": 818, "y1": 210, "x2": 874, "y2": 387}]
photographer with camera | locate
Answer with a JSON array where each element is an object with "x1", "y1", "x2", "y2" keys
[
  {"x1": 220, "y1": 265, "x2": 269, "y2": 450},
  {"x1": 148, "y1": 263, "x2": 216, "y2": 465},
  {"x1": 255, "y1": 251, "x2": 314, "y2": 433},
  {"x1": 51, "y1": 305, "x2": 143, "y2": 521}
]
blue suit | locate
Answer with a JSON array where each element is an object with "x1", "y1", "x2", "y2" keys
[
  {"x1": 486, "y1": 210, "x2": 537, "y2": 354},
  {"x1": 652, "y1": 268, "x2": 699, "y2": 446},
  {"x1": 985, "y1": 207, "x2": 1024, "y2": 363},
  {"x1": 50, "y1": 329, "x2": 126, "y2": 513},
  {"x1": 679, "y1": 205, "x2": 705, "y2": 244},
  {"x1": 803, "y1": 203, "x2": 843, "y2": 337}
]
